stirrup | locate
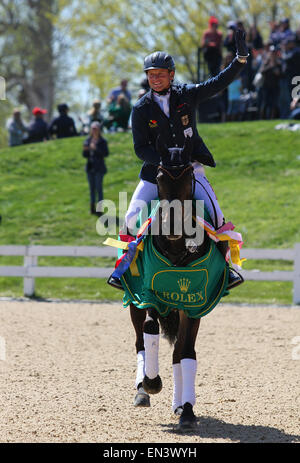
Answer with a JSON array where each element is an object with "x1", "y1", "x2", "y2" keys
[
  {"x1": 227, "y1": 267, "x2": 244, "y2": 290},
  {"x1": 107, "y1": 275, "x2": 124, "y2": 290}
]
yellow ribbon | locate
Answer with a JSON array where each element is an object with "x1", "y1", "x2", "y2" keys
[{"x1": 194, "y1": 217, "x2": 246, "y2": 268}]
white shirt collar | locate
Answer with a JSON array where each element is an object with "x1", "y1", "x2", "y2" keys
[{"x1": 152, "y1": 89, "x2": 170, "y2": 117}]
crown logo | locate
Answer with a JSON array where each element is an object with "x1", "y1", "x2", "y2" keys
[{"x1": 177, "y1": 278, "x2": 191, "y2": 293}]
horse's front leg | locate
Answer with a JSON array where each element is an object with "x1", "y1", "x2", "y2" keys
[
  {"x1": 142, "y1": 307, "x2": 163, "y2": 394},
  {"x1": 129, "y1": 304, "x2": 150, "y2": 407},
  {"x1": 173, "y1": 311, "x2": 200, "y2": 428}
]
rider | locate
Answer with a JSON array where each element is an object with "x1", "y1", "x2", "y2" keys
[{"x1": 108, "y1": 29, "x2": 248, "y2": 290}]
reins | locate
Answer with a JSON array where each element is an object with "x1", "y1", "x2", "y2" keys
[
  {"x1": 193, "y1": 177, "x2": 218, "y2": 229},
  {"x1": 156, "y1": 163, "x2": 203, "y2": 266}
]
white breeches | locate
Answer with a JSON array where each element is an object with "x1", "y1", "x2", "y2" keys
[{"x1": 125, "y1": 163, "x2": 224, "y2": 231}]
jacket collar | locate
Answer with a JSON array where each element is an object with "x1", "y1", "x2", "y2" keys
[{"x1": 145, "y1": 86, "x2": 179, "y2": 118}]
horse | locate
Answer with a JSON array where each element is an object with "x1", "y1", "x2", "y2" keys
[{"x1": 123, "y1": 136, "x2": 230, "y2": 430}]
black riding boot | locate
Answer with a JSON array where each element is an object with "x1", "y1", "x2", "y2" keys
[{"x1": 216, "y1": 240, "x2": 244, "y2": 290}]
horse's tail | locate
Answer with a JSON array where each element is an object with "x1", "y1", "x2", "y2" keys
[{"x1": 158, "y1": 310, "x2": 179, "y2": 345}]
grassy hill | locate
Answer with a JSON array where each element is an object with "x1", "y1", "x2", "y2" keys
[{"x1": 0, "y1": 120, "x2": 299, "y2": 304}]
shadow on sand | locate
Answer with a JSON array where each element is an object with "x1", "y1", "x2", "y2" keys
[{"x1": 161, "y1": 415, "x2": 300, "y2": 443}]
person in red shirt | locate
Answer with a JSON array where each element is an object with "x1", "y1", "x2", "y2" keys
[{"x1": 201, "y1": 16, "x2": 223, "y2": 76}]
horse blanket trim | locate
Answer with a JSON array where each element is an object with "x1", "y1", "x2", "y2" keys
[{"x1": 120, "y1": 236, "x2": 229, "y2": 319}]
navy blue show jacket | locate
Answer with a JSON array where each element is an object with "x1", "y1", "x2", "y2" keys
[{"x1": 131, "y1": 57, "x2": 245, "y2": 183}]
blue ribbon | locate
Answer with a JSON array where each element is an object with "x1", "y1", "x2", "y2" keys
[{"x1": 112, "y1": 202, "x2": 159, "y2": 279}]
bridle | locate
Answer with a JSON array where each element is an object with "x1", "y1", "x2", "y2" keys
[
  {"x1": 156, "y1": 162, "x2": 196, "y2": 258},
  {"x1": 157, "y1": 161, "x2": 218, "y2": 237},
  {"x1": 157, "y1": 163, "x2": 196, "y2": 198}
]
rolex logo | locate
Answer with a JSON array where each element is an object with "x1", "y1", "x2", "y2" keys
[{"x1": 177, "y1": 278, "x2": 191, "y2": 293}]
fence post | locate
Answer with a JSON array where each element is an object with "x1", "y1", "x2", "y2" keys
[
  {"x1": 293, "y1": 243, "x2": 300, "y2": 305},
  {"x1": 23, "y1": 255, "x2": 37, "y2": 297}
]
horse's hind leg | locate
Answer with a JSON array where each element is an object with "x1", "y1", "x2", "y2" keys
[
  {"x1": 142, "y1": 308, "x2": 163, "y2": 394},
  {"x1": 129, "y1": 304, "x2": 150, "y2": 407}
]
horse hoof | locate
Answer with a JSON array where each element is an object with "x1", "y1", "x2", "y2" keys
[
  {"x1": 133, "y1": 391, "x2": 150, "y2": 407},
  {"x1": 178, "y1": 402, "x2": 198, "y2": 431},
  {"x1": 142, "y1": 375, "x2": 162, "y2": 394},
  {"x1": 174, "y1": 406, "x2": 183, "y2": 416}
]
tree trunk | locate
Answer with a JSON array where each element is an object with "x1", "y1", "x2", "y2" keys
[{"x1": 0, "y1": 0, "x2": 57, "y2": 120}]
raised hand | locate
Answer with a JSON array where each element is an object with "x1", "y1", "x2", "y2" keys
[{"x1": 235, "y1": 29, "x2": 248, "y2": 57}]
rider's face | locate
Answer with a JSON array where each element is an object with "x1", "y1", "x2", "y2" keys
[{"x1": 147, "y1": 69, "x2": 175, "y2": 92}]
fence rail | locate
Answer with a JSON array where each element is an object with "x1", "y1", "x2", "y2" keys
[{"x1": 0, "y1": 244, "x2": 299, "y2": 304}]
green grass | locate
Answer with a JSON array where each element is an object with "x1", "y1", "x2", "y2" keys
[{"x1": 0, "y1": 120, "x2": 299, "y2": 304}]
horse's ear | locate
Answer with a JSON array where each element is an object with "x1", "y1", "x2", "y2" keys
[
  {"x1": 156, "y1": 134, "x2": 169, "y2": 163},
  {"x1": 182, "y1": 136, "x2": 193, "y2": 163}
]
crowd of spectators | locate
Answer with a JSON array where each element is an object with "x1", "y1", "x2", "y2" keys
[
  {"x1": 7, "y1": 79, "x2": 133, "y2": 147},
  {"x1": 201, "y1": 17, "x2": 300, "y2": 122},
  {"x1": 7, "y1": 104, "x2": 78, "y2": 147},
  {"x1": 6, "y1": 17, "x2": 300, "y2": 147}
]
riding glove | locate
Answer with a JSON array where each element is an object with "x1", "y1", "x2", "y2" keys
[{"x1": 235, "y1": 29, "x2": 248, "y2": 58}]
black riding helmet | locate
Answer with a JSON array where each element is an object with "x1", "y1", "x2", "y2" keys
[{"x1": 143, "y1": 51, "x2": 176, "y2": 72}]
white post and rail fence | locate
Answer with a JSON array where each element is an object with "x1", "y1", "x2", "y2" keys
[{"x1": 0, "y1": 244, "x2": 299, "y2": 304}]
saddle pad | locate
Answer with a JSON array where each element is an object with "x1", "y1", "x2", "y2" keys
[{"x1": 121, "y1": 235, "x2": 229, "y2": 319}]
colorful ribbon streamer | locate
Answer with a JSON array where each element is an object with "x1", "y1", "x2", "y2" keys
[{"x1": 196, "y1": 216, "x2": 246, "y2": 269}]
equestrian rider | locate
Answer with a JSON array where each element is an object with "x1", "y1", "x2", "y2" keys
[{"x1": 108, "y1": 29, "x2": 248, "y2": 291}]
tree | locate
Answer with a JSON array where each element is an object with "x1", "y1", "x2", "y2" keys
[
  {"x1": 60, "y1": 0, "x2": 300, "y2": 99},
  {"x1": 0, "y1": 0, "x2": 65, "y2": 118}
]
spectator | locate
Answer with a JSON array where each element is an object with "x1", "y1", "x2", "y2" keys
[
  {"x1": 259, "y1": 45, "x2": 282, "y2": 119},
  {"x1": 24, "y1": 107, "x2": 48, "y2": 144},
  {"x1": 220, "y1": 52, "x2": 235, "y2": 113},
  {"x1": 269, "y1": 21, "x2": 282, "y2": 46},
  {"x1": 82, "y1": 121, "x2": 109, "y2": 215},
  {"x1": 107, "y1": 79, "x2": 131, "y2": 104},
  {"x1": 247, "y1": 25, "x2": 264, "y2": 51},
  {"x1": 245, "y1": 25, "x2": 264, "y2": 90},
  {"x1": 103, "y1": 93, "x2": 132, "y2": 132},
  {"x1": 289, "y1": 96, "x2": 300, "y2": 120},
  {"x1": 224, "y1": 21, "x2": 237, "y2": 55},
  {"x1": 279, "y1": 35, "x2": 300, "y2": 118},
  {"x1": 201, "y1": 16, "x2": 223, "y2": 76},
  {"x1": 7, "y1": 108, "x2": 28, "y2": 147},
  {"x1": 226, "y1": 75, "x2": 242, "y2": 121},
  {"x1": 87, "y1": 99, "x2": 104, "y2": 126},
  {"x1": 282, "y1": 36, "x2": 300, "y2": 94},
  {"x1": 48, "y1": 103, "x2": 78, "y2": 139},
  {"x1": 279, "y1": 18, "x2": 294, "y2": 43}
]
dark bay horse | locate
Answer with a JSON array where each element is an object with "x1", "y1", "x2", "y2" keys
[{"x1": 127, "y1": 137, "x2": 229, "y2": 430}]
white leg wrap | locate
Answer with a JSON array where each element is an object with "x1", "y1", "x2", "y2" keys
[
  {"x1": 143, "y1": 333, "x2": 160, "y2": 379},
  {"x1": 181, "y1": 358, "x2": 197, "y2": 407},
  {"x1": 172, "y1": 363, "x2": 183, "y2": 412},
  {"x1": 135, "y1": 350, "x2": 145, "y2": 389}
]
